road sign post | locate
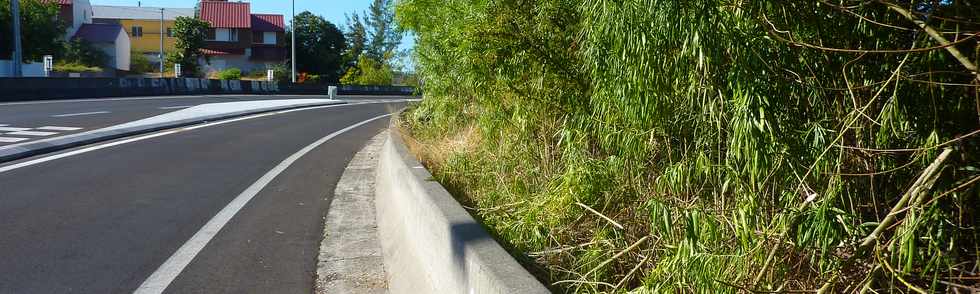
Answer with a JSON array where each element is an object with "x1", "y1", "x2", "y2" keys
[
  {"x1": 267, "y1": 69, "x2": 274, "y2": 81},
  {"x1": 174, "y1": 64, "x2": 182, "y2": 78}
]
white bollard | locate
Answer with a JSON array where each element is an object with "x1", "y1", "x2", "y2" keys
[{"x1": 328, "y1": 86, "x2": 337, "y2": 99}]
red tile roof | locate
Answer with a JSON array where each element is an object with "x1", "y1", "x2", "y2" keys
[
  {"x1": 199, "y1": 1, "x2": 250, "y2": 29},
  {"x1": 251, "y1": 14, "x2": 284, "y2": 32}
]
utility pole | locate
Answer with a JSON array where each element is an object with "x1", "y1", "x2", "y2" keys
[
  {"x1": 160, "y1": 8, "x2": 165, "y2": 76},
  {"x1": 291, "y1": 0, "x2": 296, "y2": 83},
  {"x1": 10, "y1": 0, "x2": 23, "y2": 77}
]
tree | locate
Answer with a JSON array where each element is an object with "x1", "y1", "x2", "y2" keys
[
  {"x1": 287, "y1": 11, "x2": 346, "y2": 82},
  {"x1": 339, "y1": 54, "x2": 392, "y2": 86},
  {"x1": 61, "y1": 38, "x2": 107, "y2": 67},
  {"x1": 343, "y1": 12, "x2": 367, "y2": 69},
  {"x1": 0, "y1": 0, "x2": 65, "y2": 61},
  {"x1": 166, "y1": 16, "x2": 209, "y2": 76},
  {"x1": 364, "y1": 0, "x2": 401, "y2": 61}
]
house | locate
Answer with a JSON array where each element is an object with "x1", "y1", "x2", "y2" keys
[
  {"x1": 198, "y1": 0, "x2": 286, "y2": 74},
  {"x1": 51, "y1": 0, "x2": 93, "y2": 39},
  {"x1": 92, "y1": 5, "x2": 196, "y2": 66},
  {"x1": 72, "y1": 23, "x2": 131, "y2": 71}
]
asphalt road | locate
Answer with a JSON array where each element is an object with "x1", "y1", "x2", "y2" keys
[
  {"x1": 0, "y1": 100, "x2": 406, "y2": 293},
  {"x1": 0, "y1": 94, "x2": 408, "y2": 146}
]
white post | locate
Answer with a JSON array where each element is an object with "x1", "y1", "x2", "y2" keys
[
  {"x1": 267, "y1": 69, "x2": 274, "y2": 81},
  {"x1": 43, "y1": 55, "x2": 53, "y2": 77},
  {"x1": 11, "y1": 0, "x2": 23, "y2": 77},
  {"x1": 174, "y1": 63, "x2": 182, "y2": 78}
]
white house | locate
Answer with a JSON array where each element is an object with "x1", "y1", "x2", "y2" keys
[{"x1": 72, "y1": 24, "x2": 131, "y2": 71}]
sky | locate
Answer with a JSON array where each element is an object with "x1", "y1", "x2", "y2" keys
[{"x1": 91, "y1": 0, "x2": 415, "y2": 53}]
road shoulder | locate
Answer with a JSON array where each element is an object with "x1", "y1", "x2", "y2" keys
[{"x1": 316, "y1": 131, "x2": 389, "y2": 294}]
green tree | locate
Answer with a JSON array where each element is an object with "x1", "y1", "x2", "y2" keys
[
  {"x1": 61, "y1": 38, "x2": 107, "y2": 67},
  {"x1": 364, "y1": 0, "x2": 401, "y2": 61},
  {"x1": 339, "y1": 54, "x2": 392, "y2": 86},
  {"x1": 0, "y1": 0, "x2": 66, "y2": 61},
  {"x1": 286, "y1": 11, "x2": 346, "y2": 82},
  {"x1": 166, "y1": 16, "x2": 209, "y2": 76},
  {"x1": 343, "y1": 12, "x2": 367, "y2": 69}
]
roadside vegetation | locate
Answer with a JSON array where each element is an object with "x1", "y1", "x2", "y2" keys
[{"x1": 395, "y1": 0, "x2": 979, "y2": 293}]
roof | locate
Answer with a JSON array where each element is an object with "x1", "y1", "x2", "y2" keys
[
  {"x1": 72, "y1": 24, "x2": 125, "y2": 43},
  {"x1": 199, "y1": 1, "x2": 251, "y2": 29},
  {"x1": 92, "y1": 5, "x2": 195, "y2": 21},
  {"x1": 201, "y1": 48, "x2": 245, "y2": 56},
  {"x1": 251, "y1": 14, "x2": 284, "y2": 32}
]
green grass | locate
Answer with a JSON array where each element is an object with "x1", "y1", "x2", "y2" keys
[{"x1": 395, "y1": 0, "x2": 980, "y2": 293}]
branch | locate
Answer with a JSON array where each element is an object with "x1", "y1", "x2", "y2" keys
[{"x1": 880, "y1": 1, "x2": 978, "y2": 73}]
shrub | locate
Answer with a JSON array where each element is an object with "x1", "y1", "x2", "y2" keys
[
  {"x1": 61, "y1": 39, "x2": 107, "y2": 67},
  {"x1": 54, "y1": 62, "x2": 101, "y2": 73},
  {"x1": 129, "y1": 53, "x2": 153, "y2": 74},
  {"x1": 216, "y1": 68, "x2": 241, "y2": 80}
]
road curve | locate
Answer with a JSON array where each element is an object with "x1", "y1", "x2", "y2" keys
[{"x1": 0, "y1": 101, "x2": 406, "y2": 293}]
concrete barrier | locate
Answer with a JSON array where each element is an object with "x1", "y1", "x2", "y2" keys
[{"x1": 375, "y1": 129, "x2": 549, "y2": 294}]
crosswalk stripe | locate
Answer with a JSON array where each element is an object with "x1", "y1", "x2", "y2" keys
[
  {"x1": 5, "y1": 131, "x2": 59, "y2": 136},
  {"x1": 0, "y1": 127, "x2": 31, "y2": 132},
  {"x1": 0, "y1": 137, "x2": 29, "y2": 143},
  {"x1": 37, "y1": 126, "x2": 83, "y2": 131}
]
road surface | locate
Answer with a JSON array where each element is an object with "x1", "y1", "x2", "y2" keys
[{"x1": 0, "y1": 96, "x2": 407, "y2": 293}]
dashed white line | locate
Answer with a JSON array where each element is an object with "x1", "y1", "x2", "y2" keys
[
  {"x1": 5, "y1": 131, "x2": 58, "y2": 136},
  {"x1": 0, "y1": 137, "x2": 29, "y2": 143},
  {"x1": 0, "y1": 127, "x2": 31, "y2": 132},
  {"x1": 37, "y1": 126, "x2": 83, "y2": 131},
  {"x1": 52, "y1": 111, "x2": 111, "y2": 117},
  {"x1": 132, "y1": 113, "x2": 393, "y2": 294},
  {"x1": 159, "y1": 105, "x2": 195, "y2": 110}
]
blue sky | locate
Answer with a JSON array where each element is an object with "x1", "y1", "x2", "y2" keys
[{"x1": 91, "y1": 0, "x2": 415, "y2": 52}]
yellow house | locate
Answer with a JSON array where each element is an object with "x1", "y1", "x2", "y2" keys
[{"x1": 91, "y1": 5, "x2": 196, "y2": 63}]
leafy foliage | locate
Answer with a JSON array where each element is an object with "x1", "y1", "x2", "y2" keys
[
  {"x1": 396, "y1": 0, "x2": 980, "y2": 292},
  {"x1": 343, "y1": 12, "x2": 368, "y2": 69},
  {"x1": 0, "y1": 0, "x2": 65, "y2": 61},
  {"x1": 60, "y1": 39, "x2": 107, "y2": 67},
  {"x1": 166, "y1": 16, "x2": 209, "y2": 76},
  {"x1": 288, "y1": 11, "x2": 347, "y2": 82},
  {"x1": 364, "y1": 0, "x2": 402, "y2": 61},
  {"x1": 216, "y1": 68, "x2": 241, "y2": 80},
  {"x1": 129, "y1": 52, "x2": 153, "y2": 74},
  {"x1": 340, "y1": 54, "x2": 393, "y2": 86},
  {"x1": 53, "y1": 62, "x2": 101, "y2": 73}
]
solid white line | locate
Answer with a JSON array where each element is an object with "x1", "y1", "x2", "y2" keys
[
  {"x1": 37, "y1": 126, "x2": 83, "y2": 131},
  {"x1": 133, "y1": 113, "x2": 393, "y2": 294},
  {"x1": 52, "y1": 111, "x2": 110, "y2": 117},
  {"x1": 5, "y1": 131, "x2": 58, "y2": 136},
  {"x1": 0, "y1": 101, "x2": 394, "y2": 175},
  {"x1": 158, "y1": 105, "x2": 195, "y2": 110},
  {"x1": 0, "y1": 127, "x2": 31, "y2": 132}
]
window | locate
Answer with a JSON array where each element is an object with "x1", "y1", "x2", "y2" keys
[
  {"x1": 229, "y1": 29, "x2": 239, "y2": 42},
  {"x1": 132, "y1": 26, "x2": 143, "y2": 38},
  {"x1": 167, "y1": 28, "x2": 175, "y2": 38},
  {"x1": 263, "y1": 32, "x2": 277, "y2": 45},
  {"x1": 206, "y1": 28, "x2": 216, "y2": 41},
  {"x1": 252, "y1": 31, "x2": 264, "y2": 44}
]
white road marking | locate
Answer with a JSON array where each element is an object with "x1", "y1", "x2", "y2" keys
[
  {"x1": 0, "y1": 127, "x2": 31, "y2": 132},
  {"x1": 0, "y1": 101, "x2": 395, "y2": 175},
  {"x1": 52, "y1": 111, "x2": 110, "y2": 117},
  {"x1": 0, "y1": 137, "x2": 29, "y2": 143},
  {"x1": 158, "y1": 105, "x2": 195, "y2": 110},
  {"x1": 133, "y1": 113, "x2": 392, "y2": 294},
  {"x1": 37, "y1": 126, "x2": 83, "y2": 131},
  {"x1": 0, "y1": 124, "x2": 8, "y2": 127},
  {"x1": 5, "y1": 131, "x2": 58, "y2": 136}
]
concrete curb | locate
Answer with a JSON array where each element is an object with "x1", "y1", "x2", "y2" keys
[
  {"x1": 316, "y1": 131, "x2": 389, "y2": 294},
  {"x1": 375, "y1": 126, "x2": 550, "y2": 294},
  {"x1": 0, "y1": 99, "x2": 345, "y2": 163}
]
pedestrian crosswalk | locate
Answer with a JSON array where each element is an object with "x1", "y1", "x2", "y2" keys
[{"x1": 0, "y1": 125, "x2": 83, "y2": 146}]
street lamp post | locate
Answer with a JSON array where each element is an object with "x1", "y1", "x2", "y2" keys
[
  {"x1": 291, "y1": 0, "x2": 296, "y2": 83},
  {"x1": 10, "y1": 0, "x2": 23, "y2": 77},
  {"x1": 160, "y1": 8, "x2": 165, "y2": 76}
]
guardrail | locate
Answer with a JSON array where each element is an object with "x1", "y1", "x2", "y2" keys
[
  {"x1": 0, "y1": 77, "x2": 416, "y2": 102},
  {"x1": 375, "y1": 128, "x2": 550, "y2": 294}
]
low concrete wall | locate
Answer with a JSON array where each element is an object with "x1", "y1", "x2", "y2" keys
[
  {"x1": 375, "y1": 129, "x2": 549, "y2": 294},
  {"x1": 0, "y1": 77, "x2": 416, "y2": 102}
]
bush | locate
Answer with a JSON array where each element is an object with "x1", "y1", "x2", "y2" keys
[
  {"x1": 397, "y1": 0, "x2": 980, "y2": 292},
  {"x1": 216, "y1": 68, "x2": 241, "y2": 80},
  {"x1": 54, "y1": 62, "x2": 101, "y2": 73},
  {"x1": 339, "y1": 55, "x2": 393, "y2": 85},
  {"x1": 130, "y1": 53, "x2": 154, "y2": 74},
  {"x1": 61, "y1": 39, "x2": 107, "y2": 67}
]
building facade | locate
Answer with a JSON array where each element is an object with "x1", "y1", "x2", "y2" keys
[
  {"x1": 92, "y1": 5, "x2": 195, "y2": 65},
  {"x1": 198, "y1": 0, "x2": 285, "y2": 74}
]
